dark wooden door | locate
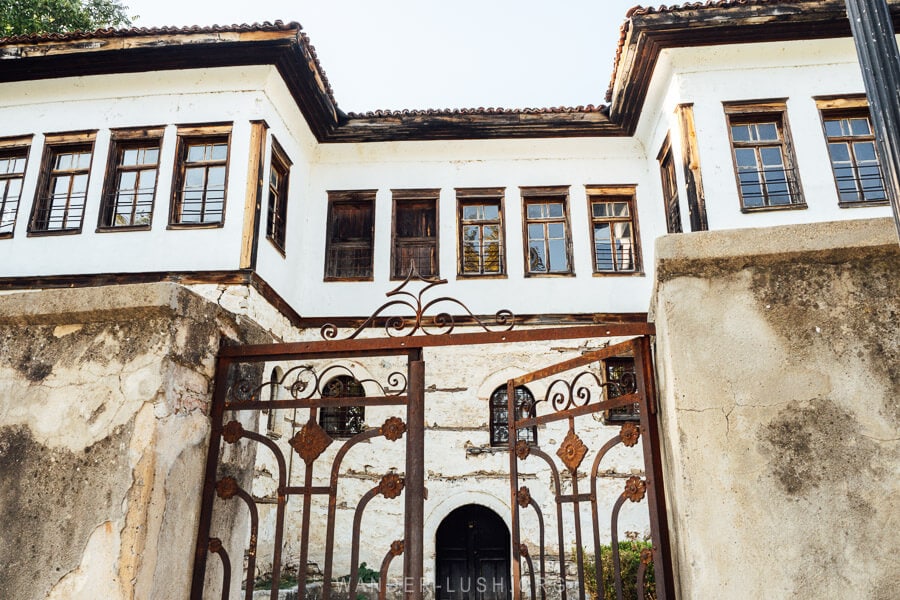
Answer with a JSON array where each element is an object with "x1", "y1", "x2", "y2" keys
[{"x1": 436, "y1": 505, "x2": 510, "y2": 600}]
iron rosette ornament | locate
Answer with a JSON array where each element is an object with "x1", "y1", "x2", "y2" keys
[
  {"x1": 378, "y1": 472, "x2": 405, "y2": 499},
  {"x1": 623, "y1": 476, "x2": 647, "y2": 503}
]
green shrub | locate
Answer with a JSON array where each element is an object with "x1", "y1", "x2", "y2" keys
[{"x1": 583, "y1": 541, "x2": 655, "y2": 600}]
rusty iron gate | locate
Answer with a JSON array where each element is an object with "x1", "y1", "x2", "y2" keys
[
  {"x1": 507, "y1": 336, "x2": 674, "y2": 600},
  {"x1": 190, "y1": 345, "x2": 426, "y2": 600},
  {"x1": 189, "y1": 270, "x2": 670, "y2": 600}
]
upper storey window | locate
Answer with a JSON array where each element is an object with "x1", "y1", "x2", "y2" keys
[
  {"x1": 521, "y1": 186, "x2": 572, "y2": 276},
  {"x1": 724, "y1": 101, "x2": 804, "y2": 211},
  {"x1": 392, "y1": 189, "x2": 439, "y2": 279},
  {"x1": 99, "y1": 128, "x2": 163, "y2": 229},
  {"x1": 457, "y1": 188, "x2": 505, "y2": 277},
  {"x1": 816, "y1": 98, "x2": 887, "y2": 206},
  {"x1": 658, "y1": 137, "x2": 683, "y2": 234},
  {"x1": 170, "y1": 124, "x2": 231, "y2": 227},
  {"x1": 587, "y1": 186, "x2": 641, "y2": 275},
  {"x1": 29, "y1": 132, "x2": 96, "y2": 234},
  {"x1": 325, "y1": 190, "x2": 376, "y2": 280},
  {"x1": 0, "y1": 137, "x2": 31, "y2": 238},
  {"x1": 266, "y1": 139, "x2": 291, "y2": 254}
]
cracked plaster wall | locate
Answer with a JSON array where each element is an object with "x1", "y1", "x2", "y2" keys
[
  {"x1": 0, "y1": 283, "x2": 271, "y2": 600},
  {"x1": 651, "y1": 217, "x2": 900, "y2": 599}
]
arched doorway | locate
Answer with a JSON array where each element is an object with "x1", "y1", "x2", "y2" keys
[{"x1": 435, "y1": 505, "x2": 510, "y2": 600}]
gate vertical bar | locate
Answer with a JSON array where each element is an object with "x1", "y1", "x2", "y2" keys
[
  {"x1": 191, "y1": 353, "x2": 232, "y2": 599},
  {"x1": 631, "y1": 336, "x2": 675, "y2": 600},
  {"x1": 404, "y1": 348, "x2": 425, "y2": 600},
  {"x1": 507, "y1": 380, "x2": 523, "y2": 600}
]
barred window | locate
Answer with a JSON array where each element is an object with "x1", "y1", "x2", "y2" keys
[
  {"x1": 725, "y1": 102, "x2": 804, "y2": 211},
  {"x1": 170, "y1": 125, "x2": 231, "y2": 226},
  {"x1": 490, "y1": 385, "x2": 537, "y2": 447},
  {"x1": 99, "y1": 129, "x2": 162, "y2": 229},
  {"x1": 822, "y1": 110, "x2": 887, "y2": 205},
  {"x1": 325, "y1": 191, "x2": 375, "y2": 280},
  {"x1": 588, "y1": 189, "x2": 641, "y2": 274},
  {"x1": 658, "y1": 137, "x2": 683, "y2": 234},
  {"x1": 458, "y1": 188, "x2": 505, "y2": 276},
  {"x1": 319, "y1": 375, "x2": 365, "y2": 438},
  {"x1": 30, "y1": 133, "x2": 95, "y2": 234},
  {"x1": 392, "y1": 190, "x2": 439, "y2": 279},
  {"x1": 604, "y1": 357, "x2": 640, "y2": 423},
  {"x1": 521, "y1": 187, "x2": 572, "y2": 276},
  {"x1": 266, "y1": 139, "x2": 291, "y2": 253},
  {"x1": 0, "y1": 139, "x2": 30, "y2": 237}
]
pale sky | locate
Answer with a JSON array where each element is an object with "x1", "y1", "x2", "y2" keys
[{"x1": 124, "y1": 0, "x2": 641, "y2": 113}]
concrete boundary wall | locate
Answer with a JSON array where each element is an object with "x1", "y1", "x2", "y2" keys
[
  {"x1": 0, "y1": 283, "x2": 271, "y2": 600},
  {"x1": 651, "y1": 217, "x2": 899, "y2": 599}
]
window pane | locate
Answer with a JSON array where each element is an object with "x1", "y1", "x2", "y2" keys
[
  {"x1": 483, "y1": 204, "x2": 499, "y2": 220},
  {"x1": 547, "y1": 222, "x2": 565, "y2": 240},
  {"x1": 187, "y1": 144, "x2": 206, "y2": 162},
  {"x1": 594, "y1": 223, "x2": 613, "y2": 271},
  {"x1": 755, "y1": 123, "x2": 778, "y2": 141},
  {"x1": 853, "y1": 141, "x2": 877, "y2": 163},
  {"x1": 546, "y1": 202, "x2": 564, "y2": 218},
  {"x1": 849, "y1": 118, "x2": 871, "y2": 136},
  {"x1": 122, "y1": 149, "x2": 139, "y2": 166},
  {"x1": 731, "y1": 124, "x2": 751, "y2": 142},
  {"x1": 735, "y1": 148, "x2": 759, "y2": 169},
  {"x1": 548, "y1": 238, "x2": 568, "y2": 272},
  {"x1": 824, "y1": 119, "x2": 843, "y2": 137},
  {"x1": 526, "y1": 203, "x2": 543, "y2": 219},
  {"x1": 210, "y1": 143, "x2": 228, "y2": 161},
  {"x1": 118, "y1": 171, "x2": 137, "y2": 192},
  {"x1": 759, "y1": 147, "x2": 785, "y2": 168},
  {"x1": 828, "y1": 143, "x2": 851, "y2": 163},
  {"x1": 207, "y1": 166, "x2": 226, "y2": 188},
  {"x1": 527, "y1": 223, "x2": 545, "y2": 241},
  {"x1": 483, "y1": 224, "x2": 499, "y2": 241},
  {"x1": 184, "y1": 167, "x2": 205, "y2": 188},
  {"x1": 462, "y1": 205, "x2": 480, "y2": 220},
  {"x1": 528, "y1": 241, "x2": 546, "y2": 272}
]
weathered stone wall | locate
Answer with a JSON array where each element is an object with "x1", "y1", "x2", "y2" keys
[
  {"x1": 651, "y1": 217, "x2": 900, "y2": 599},
  {"x1": 0, "y1": 283, "x2": 271, "y2": 600}
]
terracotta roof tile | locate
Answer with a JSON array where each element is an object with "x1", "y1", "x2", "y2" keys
[
  {"x1": 345, "y1": 105, "x2": 608, "y2": 119},
  {"x1": 607, "y1": 1, "x2": 808, "y2": 102},
  {"x1": 0, "y1": 21, "x2": 298, "y2": 44},
  {"x1": 0, "y1": 20, "x2": 340, "y2": 113}
]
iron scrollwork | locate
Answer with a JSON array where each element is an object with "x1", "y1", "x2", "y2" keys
[
  {"x1": 320, "y1": 265, "x2": 515, "y2": 340},
  {"x1": 227, "y1": 363, "x2": 408, "y2": 404}
]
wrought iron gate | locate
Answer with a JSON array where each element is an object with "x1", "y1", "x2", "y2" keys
[
  {"x1": 188, "y1": 270, "x2": 668, "y2": 600},
  {"x1": 507, "y1": 336, "x2": 674, "y2": 600},
  {"x1": 190, "y1": 345, "x2": 425, "y2": 600}
]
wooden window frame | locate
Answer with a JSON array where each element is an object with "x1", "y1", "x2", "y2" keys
[
  {"x1": 28, "y1": 130, "x2": 97, "y2": 236},
  {"x1": 657, "y1": 135, "x2": 683, "y2": 234},
  {"x1": 456, "y1": 187, "x2": 506, "y2": 278},
  {"x1": 489, "y1": 385, "x2": 537, "y2": 448},
  {"x1": 0, "y1": 135, "x2": 33, "y2": 239},
  {"x1": 815, "y1": 96, "x2": 889, "y2": 208},
  {"x1": 520, "y1": 186, "x2": 574, "y2": 277},
  {"x1": 724, "y1": 100, "x2": 805, "y2": 213},
  {"x1": 266, "y1": 138, "x2": 291, "y2": 255},
  {"x1": 324, "y1": 190, "x2": 376, "y2": 281},
  {"x1": 168, "y1": 123, "x2": 232, "y2": 228},
  {"x1": 98, "y1": 127, "x2": 164, "y2": 231},
  {"x1": 586, "y1": 185, "x2": 643, "y2": 276},
  {"x1": 391, "y1": 189, "x2": 440, "y2": 280}
]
